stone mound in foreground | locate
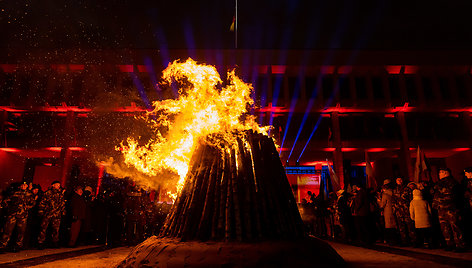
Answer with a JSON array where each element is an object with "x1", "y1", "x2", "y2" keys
[{"x1": 117, "y1": 236, "x2": 345, "y2": 268}]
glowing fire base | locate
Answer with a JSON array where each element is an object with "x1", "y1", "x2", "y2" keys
[{"x1": 118, "y1": 131, "x2": 344, "y2": 267}]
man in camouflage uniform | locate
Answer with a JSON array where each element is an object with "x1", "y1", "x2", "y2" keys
[
  {"x1": 463, "y1": 167, "x2": 472, "y2": 211},
  {"x1": 392, "y1": 177, "x2": 416, "y2": 246},
  {"x1": 0, "y1": 182, "x2": 35, "y2": 252},
  {"x1": 37, "y1": 181, "x2": 65, "y2": 248},
  {"x1": 433, "y1": 167, "x2": 466, "y2": 252}
]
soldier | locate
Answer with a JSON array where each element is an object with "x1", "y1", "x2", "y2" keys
[
  {"x1": 433, "y1": 167, "x2": 466, "y2": 252},
  {"x1": 392, "y1": 177, "x2": 416, "y2": 246},
  {"x1": 463, "y1": 167, "x2": 472, "y2": 244},
  {"x1": 37, "y1": 180, "x2": 66, "y2": 249},
  {"x1": 0, "y1": 182, "x2": 35, "y2": 252},
  {"x1": 463, "y1": 167, "x2": 472, "y2": 211}
]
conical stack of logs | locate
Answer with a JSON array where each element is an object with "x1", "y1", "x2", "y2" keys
[{"x1": 160, "y1": 130, "x2": 305, "y2": 241}]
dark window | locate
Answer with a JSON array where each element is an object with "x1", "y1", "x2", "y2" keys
[
  {"x1": 338, "y1": 76, "x2": 350, "y2": 99},
  {"x1": 272, "y1": 75, "x2": 285, "y2": 105},
  {"x1": 0, "y1": 74, "x2": 15, "y2": 105},
  {"x1": 372, "y1": 77, "x2": 384, "y2": 99},
  {"x1": 355, "y1": 77, "x2": 368, "y2": 99},
  {"x1": 422, "y1": 77, "x2": 434, "y2": 100},
  {"x1": 305, "y1": 76, "x2": 319, "y2": 99},
  {"x1": 405, "y1": 75, "x2": 417, "y2": 102},
  {"x1": 255, "y1": 76, "x2": 268, "y2": 105},
  {"x1": 388, "y1": 76, "x2": 401, "y2": 99},
  {"x1": 322, "y1": 76, "x2": 334, "y2": 99},
  {"x1": 288, "y1": 76, "x2": 301, "y2": 100},
  {"x1": 438, "y1": 77, "x2": 451, "y2": 100},
  {"x1": 455, "y1": 76, "x2": 468, "y2": 100}
]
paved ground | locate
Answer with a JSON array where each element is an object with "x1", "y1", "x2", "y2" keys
[{"x1": 0, "y1": 241, "x2": 470, "y2": 267}]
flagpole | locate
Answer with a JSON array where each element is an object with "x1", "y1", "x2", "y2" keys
[{"x1": 235, "y1": 0, "x2": 238, "y2": 49}]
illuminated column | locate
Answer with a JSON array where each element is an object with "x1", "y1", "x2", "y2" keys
[
  {"x1": 397, "y1": 111, "x2": 414, "y2": 180},
  {"x1": 60, "y1": 111, "x2": 76, "y2": 186},
  {"x1": 331, "y1": 112, "x2": 344, "y2": 189},
  {"x1": 97, "y1": 163, "x2": 105, "y2": 196}
]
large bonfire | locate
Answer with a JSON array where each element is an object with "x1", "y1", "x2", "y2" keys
[
  {"x1": 118, "y1": 58, "x2": 267, "y2": 199},
  {"x1": 116, "y1": 59, "x2": 344, "y2": 267}
]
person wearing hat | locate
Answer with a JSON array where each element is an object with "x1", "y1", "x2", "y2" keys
[
  {"x1": 380, "y1": 180, "x2": 396, "y2": 245},
  {"x1": 410, "y1": 189, "x2": 432, "y2": 248},
  {"x1": 463, "y1": 167, "x2": 472, "y2": 245},
  {"x1": 463, "y1": 167, "x2": 472, "y2": 210},
  {"x1": 0, "y1": 182, "x2": 35, "y2": 253},
  {"x1": 37, "y1": 180, "x2": 65, "y2": 249},
  {"x1": 432, "y1": 167, "x2": 466, "y2": 252},
  {"x1": 335, "y1": 189, "x2": 353, "y2": 242},
  {"x1": 392, "y1": 177, "x2": 416, "y2": 246}
]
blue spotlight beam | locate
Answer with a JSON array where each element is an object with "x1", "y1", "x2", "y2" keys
[
  {"x1": 280, "y1": 76, "x2": 301, "y2": 151},
  {"x1": 295, "y1": 1, "x2": 386, "y2": 162}
]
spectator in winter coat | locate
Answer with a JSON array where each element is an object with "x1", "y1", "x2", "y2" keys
[
  {"x1": 380, "y1": 180, "x2": 396, "y2": 245},
  {"x1": 68, "y1": 186, "x2": 86, "y2": 247},
  {"x1": 410, "y1": 189, "x2": 432, "y2": 248}
]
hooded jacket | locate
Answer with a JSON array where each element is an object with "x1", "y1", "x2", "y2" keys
[{"x1": 409, "y1": 189, "x2": 431, "y2": 228}]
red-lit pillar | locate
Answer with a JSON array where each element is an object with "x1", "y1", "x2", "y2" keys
[
  {"x1": 97, "y1": 163, "x2": 105, "y2": 196},
  {"x1": 60, "y1": 111, "x2": 76, "y2": 187},
  {"x1": 331, "y1": 112, "x2": 344, "y2": 189},
  {"x1": 397, "y1": 111, "x2": 414, "y2": 180}
]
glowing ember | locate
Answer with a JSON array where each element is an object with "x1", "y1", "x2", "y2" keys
[{"x1": 114, "y1": 58, "x2": 268, "y2": 198}]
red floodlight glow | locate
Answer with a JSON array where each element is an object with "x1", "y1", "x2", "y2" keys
[
  {"x1": 1, "y1": 64, "x2": 17, "y2": 73},
  {"x1": 0, "y1": 148, "x2": 20, "y2": 152},
  {"x1": 341, "y1": 148, "x2": 357, "y2": 152},
  {"x1": 321, "y1": 148, "x2": 336, "y2": 152},
  {"x1": 69, "y1": 147, "x2": 86, "y2": 151},
  {"x1": 403, "y1": 65, "x2": 418, "y2": 74},
  {"x1": 320, "y1": 66, "x2": 335, "y2": 74},
  {"x1": 256, "y1": 65, "x2": 268, "y2": 74},
  {"x1": 46, "y1": 147, "x2": 62, "y2": 152},
  {"x1": 337, "y1": 66, "x2": 352, "y2": 74},
  {"x1": 51, "y1": 64, "x2": 68, "y2": 73},
  {"x1": 271, "y1": 65, "x2": 286, "y2": 74},
  {"x1": 118, "y1": 65, "x2": 134, "y2": 72},
  {"x1": 69, "y1": 64, "x2": 85, "y2": 71},
  {"x1": 137, "y1": 65, "x2": 150, "y2": 73},
  {"x1": 385, "y1": 65, "x2": 402, "y2": 74},
  {"x1": 452, "y1": 148, "x2": 470, "y2": 152},
  {"x1": 366, "y1": 148, "x2": 389, "y2": 152}
]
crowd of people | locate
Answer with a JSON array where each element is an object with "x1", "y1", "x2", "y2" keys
[
  {"x1": 2, "y1": 166, "x2": 472, "y2": 254},
  {"x1": 299, "y1": 167, "x2": 472, "y2": 252},
  {"x1": 0, "y1": 180, "x2": 172, "y2": 253}
]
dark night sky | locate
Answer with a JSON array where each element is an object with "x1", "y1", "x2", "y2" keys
[{"x1": 0, "y1": 0, "x2": 471, "y2": 50}]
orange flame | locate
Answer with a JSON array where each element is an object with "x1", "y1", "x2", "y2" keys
[{"x1": 114, "y1": 58, "x2": 268, "y2": 198}]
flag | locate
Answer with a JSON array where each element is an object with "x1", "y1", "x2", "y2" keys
[
  {"x1": 327, "y1": 159, "x2": 341, "y2": 192},
  {"x1": 230, "y1": 16, "x2": 235, "y2": 31},
  {"x1": 414, "y1": 145, "x2": 429, "y2": 183},
  {"x1": 319, "y1": 173, "x2": 328, "y2": 200},
  {"x1": 365, "y1": 151, "x2": 377, "y2": 189}
]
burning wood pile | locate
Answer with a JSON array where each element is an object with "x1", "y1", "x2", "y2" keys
[
  {"x1": 115, "y1": 59, "x2": 345, "y2": 267},
  {"x1": 160, "y1": 130, "x2": 305, "y2": 241}
]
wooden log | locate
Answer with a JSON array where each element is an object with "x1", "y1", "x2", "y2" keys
[
  {"x1": 196, "y1": 153, "x2": 219, "y2": 240},
  {"x1": 224, "y1": 148, "x2": 233, "y2": 241},
  {"x1": 181, "y1": 146, "x2": 215, "y2": 240},
  {"x1": 231, "y1": 147, "x2": 243, "y2": 241},
  {"x1": 217, "y1": 148, "x2": 229, "y2": 239},
  {"x1": 210, "y1": 149, "x2": 223, "y2": 239}
]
